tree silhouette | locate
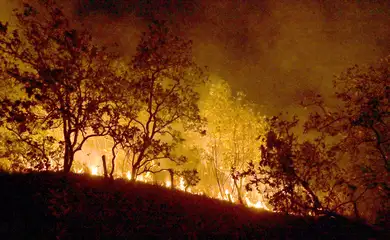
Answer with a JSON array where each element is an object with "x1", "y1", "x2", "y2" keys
[
  {"x1": 237, "y1": 115, "x2": 345, "y2": 215},
  {"x1": 302, "y1": 56, "x2": 389, "y2": 224},
  {"x1": 109, "y1": 21, "x2": 206, "y2": 180},
  {"x1": 0, "y1": 1, "x2": 122, "y2": 173},
  {"x1": 238, "y1": 55, "x2": 389, "y2": 223},
  {"x1": 176, "y1": 169, "x2": 201, "y2": 192}
]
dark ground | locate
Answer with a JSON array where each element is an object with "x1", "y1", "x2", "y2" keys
[{"x1": 0, "y1": 171, "x2": 386, "y2": 239}]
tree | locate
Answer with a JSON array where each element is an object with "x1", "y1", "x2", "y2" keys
[
  {"x1": 176, "y1": 169, "x2": 201, "y2": 192},
  {"x1": 110, "y1": 21, "x2": 206, "y2": 181},
  {"x1": 0, "y1": 77, "x2": 63, "y2": 171},
  {"x1": 0, "y1": 1, "x2": 122, "y2": 173},
  {"x1": 302, "y1": 56, "x2": 390, "y2": 224},
  {"x1": 195, "y1": 79, "x2": 267, "y2": 203},
  {"x1": 237, "y1": 115, "x2": 352, "y2": 216},
  {"x1": 238, "y1": 55, "x2": 389, "y2": 223}
]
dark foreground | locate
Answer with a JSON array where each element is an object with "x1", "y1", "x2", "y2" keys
[{"x1": 0, "y1": 172, "x2": 386, "y2": 239}]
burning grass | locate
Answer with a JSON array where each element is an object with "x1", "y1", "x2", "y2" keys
[{"x1": 0, "y1": 171, "x2": 384, "y2": 239}]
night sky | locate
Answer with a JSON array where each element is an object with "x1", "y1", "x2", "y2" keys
[{"x1": 2, "y1": 0, "x2": 390, "y2": 115}]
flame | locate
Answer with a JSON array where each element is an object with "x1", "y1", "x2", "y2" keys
[
  {"x1": 245, "y1": 196, "x2": 269, "y2": 211},
  {"x1": 165, "y1": 180, "x2": 171, "y2": 188},
  {"x1": 135, "y1": 172, "x2": 153, "y2": 182},
  {"x1": 75, "y1": 161, "x2": 270, "y2": 212},
  {"x1": 137, "y1": 174, "x2": 144, "y2": 182},
  {"x1": 91, "y1": 166, "x2": 98, "y2": 175},
  {"x1": 145, "y1": 172, "x2": 152, "y2": 182},
  {"x1": 217, "y1": 192, "x2": 223, "y2": 200},
  {"x1": 126, "y1": 171, "x2": 132, "y2": 180},
  {"x1": 224, "y1": 189, "x2": 235, "y2": 202},
  {"x1": 178, "y1": 177, "x2": 186, "y2": 191}
]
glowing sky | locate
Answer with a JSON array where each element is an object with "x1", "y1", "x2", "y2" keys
[{"x1": 2, "y1": 0, "x2": 390, "y2": 115}]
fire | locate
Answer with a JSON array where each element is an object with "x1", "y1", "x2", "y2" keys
[
  {"x1": 91, "y1": 166, "x2": 98, "y2": 175},
  {"x1": 137, "y1": 174, "x2": 144, "y2": 182},
  {"x1": 74, "y1": 162, "x2": 270, "y2": 212},
  {"x1": 126, "y1": 171, "x2": 132, "y2": 180},
  {"x1": 136, "y1": 172, "x2": 152, "y2": 182},
  {"x1": 245, "y1": 196, "x2": 269, "y2": 211},
  {"x1": 178, "y1": 177, "x2": 185, "y2": 191},
  {"x1": 224, "y1": 189, "x2": 234, "y2": 202},
  {"x1": 165, "y1": 180, "x2": 171, "y2": 188},
  {"x1": 145, "y1": 172, "x2": 152, "y2": 181}
]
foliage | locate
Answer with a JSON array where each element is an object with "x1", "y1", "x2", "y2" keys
[
  {"x1": 237, "y1": 115, "x2": 349, "y2": 215},
  {"x1": 109, "y1": 20, "x2": 206, "y2": 180},
  {"x1": 195, "y1": 79, "x2": 267, "y2": 201},
  {"x1": 0, "y1": 0, "x2": 123, "y2": 172},
  {"x1": 238, "y1": 55, "x2": 389, "y2": 223},
  {"x1": 302, "y1": 56, "x2": 389, "y2": 223},
  {"x1": 176, "y1": 169, "x2": 201, "y2": 191},
  {"x1": 0, "y1": 2, "x2": 206, "y2": 180}
]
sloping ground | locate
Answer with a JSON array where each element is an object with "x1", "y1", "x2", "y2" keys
[{"x1": 0, "y1": 172, "x2": 385, "y2": 239}]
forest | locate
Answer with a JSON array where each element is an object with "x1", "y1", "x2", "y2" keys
[{"x1": 0, "y1": 0, "x2": 388, "y2": 236}]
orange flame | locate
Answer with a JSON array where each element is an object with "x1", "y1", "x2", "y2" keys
[
  {"x1": 165, "y1": 180, "x2": 172, "y2": 188},
  {"x1": 245, "y1": 196, "x2": 269, "y2": 211},
  {"x1": 126, "y1": 171, "x2": 132, "y2": 180},
  {"x1": 91, "y1": 166, "x2": 98, "y2": 175},
  {"x1": 178, "y1": 177, "x2": 185, "y2": 191}
]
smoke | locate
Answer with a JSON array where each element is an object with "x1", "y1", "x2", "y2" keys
[
  {"x1": 0, "y1": 0, "x2": 20, "y2": 23},
  {"x1": 188, "y1": 0, "x2": 390, "y2": 115},
  {"x1": 3, "y1": 0, "x2": 390, "y2": 115}
]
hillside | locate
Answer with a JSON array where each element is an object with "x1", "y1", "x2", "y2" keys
[{"x1": 0, "y1": 171, "x2": 385, "y2": 239}]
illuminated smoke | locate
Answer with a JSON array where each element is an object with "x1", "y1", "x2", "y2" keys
[{"x1": 71, "y1": 0, "x2": 390, "y2": 115}]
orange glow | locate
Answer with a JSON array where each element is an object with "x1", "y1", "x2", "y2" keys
[
  {"x1": 91, "y1": 166, "x2": 98, "y2": 175},
  {"x1": 178, "y1": 177, "x2": 185, "y2": 191},
  {"x1": 70, "y1": 158, "x2": 270, "y2": 212},
  {"x1": 136, "y1": 172, "x2": 152, "y2": 182},
  {"x1": 126, "y1": 171, "x2": 132, "y2": 180},
  {"x1": 165, "y1": 180, "x2": 171, "y2": 188},
  {"x1": 137, "y1": 175, "x2": 144, "y2": 182},
  {"x1": 245, "y1": 196, "x2": 269, "y2": 211},
  {"x1": 224, "y1": 189, "x2": 235, "y2": 202}
]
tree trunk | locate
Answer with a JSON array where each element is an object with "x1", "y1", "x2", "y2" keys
[
  {"x1": 353, "y1": 201, "x2": 360, "y2": 219},
  {"x1": 233, "y1": 177, "x2": 244, "y2": 204},
  {"x1": 299, "y1": 178, "x2": 322, "y2": 213},
  {"x1": 169, "y1": 169, "x2": 174, "y2": 190},
  {"x1": 102, "y1": 155, "x2": 108, "y2": 178},
  {"x1": 109, "y1": 156, "x2": 115, "y2": 179},
  {"x1": 63, "y1": 145, "x2": 72, "y2": 173},
  {"x1": 63, "y1": 159, "x2": 71, "y2": 173},
  {"x1": 110, "y1": 144, "x2": 118, "y2": 179},
  {"x1": 131, "y1": 165, "x2": 137, "y2": 181},
  {"x1": 62, "y1": 115, "x2": 73, "y2": 173}
]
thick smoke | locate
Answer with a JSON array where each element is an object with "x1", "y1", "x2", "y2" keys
[{"x1": 74, "y1": 0, "x2": 390, "y2": 115}]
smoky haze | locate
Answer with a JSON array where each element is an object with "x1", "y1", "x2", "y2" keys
[{"x1": 3, "y1": 0, "x2": 390, "y2": 115}]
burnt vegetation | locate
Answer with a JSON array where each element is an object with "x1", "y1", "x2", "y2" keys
[{"x1": 0, "y1": 0, "x2": 389, "y2": 238}]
